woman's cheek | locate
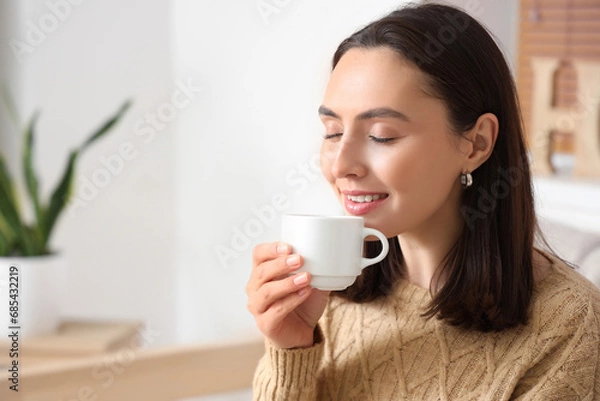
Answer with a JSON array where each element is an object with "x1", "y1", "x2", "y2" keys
[{"x1": 319, "y1": 144, "x2": 337, "y2": 178}]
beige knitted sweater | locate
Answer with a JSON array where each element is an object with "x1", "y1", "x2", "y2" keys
[{"x1": 253, "y1": 250, "x2": 600, "y2": 400}]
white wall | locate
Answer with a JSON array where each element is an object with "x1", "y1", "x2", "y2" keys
[
  {"x1": 13, "y1": 3, "x2": 593, "y2": 399},
  {"x1": 172, "y1": 0, "x2": 525, "y2": 344},
  {"x1": 173, "y1": 0, "x2": 409, "y2": 344},
  {"x1": 0, "y1": 0, "x2": 527, "y2": 351},
  {"x1": 0, "y1": 0, "x2": 177, "y2": 345},
  {"x1": 6, "y1": 4, "x2": 596, "y2": 401}
]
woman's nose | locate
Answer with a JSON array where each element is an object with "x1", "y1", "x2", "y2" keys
[{"x1": 330, "y1": 139, "x2": 367, "y2": 179}]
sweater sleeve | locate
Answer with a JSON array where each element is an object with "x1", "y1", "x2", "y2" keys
[
  {"x1": 512, "y1": 291, "x2": 600, "y2": 401},
  {"x1": 252, "y1": 325, "x2": 325, "y2": 401}
]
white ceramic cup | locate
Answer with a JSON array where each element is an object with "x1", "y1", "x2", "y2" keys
[{"x1": 281, "y1": 214, "x2": 389, "y2": 291}]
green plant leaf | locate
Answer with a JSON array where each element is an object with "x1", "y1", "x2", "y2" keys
[
  {"x1": 15, "y1": 225, "x2": 38, "y2": 256},
  {"x1": 42, "y1": 151, "x2": 78, "y2": 245},
  {"x1": 23, "y1": 224, "x2": 46, "y2": 256},
  {"x1": 0, "y1": 204, "x2": 14, "y2": 238},
  {"x1": 80, "y1": 100, "x2": 132, "y2": 152},
  {"x1": 0, "y1": 153, "x2": 20, "y2": 218},
  {"x1": 23, "y1": 111, "x2": 44, "y2": 238},
  {"x1": 0, "y1": 229, "x2": 8, "y2": 256},
  {"x1": 0, "y1": 157, "x2": 20, "y2": 255},
  {"x1": 0, "y1": 90, "x2": 34, "y2": 255},
  {"x1": 40, "y1": 100, "x2": 131, "y2": 249},
  {"x1": 0, "y1": 162, "x2": 34, "y2": 256},
  {"x1": 0, "y1": 155, "x2": 22, "y2": 233},
  {"x1": 2, "y1": 98, "x2": 132, "y2": 255},
  {"x1": 0, "y1": 185, "x2": 20, "y2": 237},
  {"x1": 0, "y1": 211, "x2": 13, "y2": 256}
]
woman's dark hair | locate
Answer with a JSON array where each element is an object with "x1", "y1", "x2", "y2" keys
[{"x1": 332, "y1": 3, "x2": 554, "y2": 331}]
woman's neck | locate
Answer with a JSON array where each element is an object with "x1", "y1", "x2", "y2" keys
[
  {"x1": 397, "y1": 200, "x2": 464, "y2": 290},
  {"x1": 397, "y1": 208, "x2": 553, "y2": 290}
]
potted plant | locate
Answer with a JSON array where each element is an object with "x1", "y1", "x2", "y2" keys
[{"x1": 0, "y1": 94, "x2": 131, "y2": 337}]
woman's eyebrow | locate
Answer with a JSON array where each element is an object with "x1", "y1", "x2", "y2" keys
[
  {"x1": 318, "y1": 105, "x2": 410, "y2": 122},
  {"x1": 318, "y1": 105, "x2": 340, "y2": 118},
  {"x1": 356, "y1": 107, "x2": 410, "y2": 122}
]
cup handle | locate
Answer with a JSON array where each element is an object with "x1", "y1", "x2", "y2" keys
[{"x1": 360, "y1": 228, "x2": 389, "y2": 269}]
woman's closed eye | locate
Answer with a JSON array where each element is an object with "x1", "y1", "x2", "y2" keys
[
  {"x1": 323, "y1": 133, "x2": 343, "y2": 140},
  {"x1": 369, "y1": 135, "x2": 398, "y2": 143},
  {"x1": 322, "y1": 132, "x2": 400, "y2": 144}
]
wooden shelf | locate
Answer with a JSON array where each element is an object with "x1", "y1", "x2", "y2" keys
[
  {"x1": 0, "y1": 319, "x2": 265, "y2": 400},
  {"x1": 0, "y1": 319, "x2": 143, "y2": 361}
]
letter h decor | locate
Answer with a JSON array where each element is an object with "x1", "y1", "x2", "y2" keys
[{"x1": 529, "y1": 57, "x2": 600, "y2": 177}]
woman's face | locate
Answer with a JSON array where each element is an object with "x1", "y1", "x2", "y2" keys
[{"x1": 319, "y1": 47, "x2": 468, "y2": 237}]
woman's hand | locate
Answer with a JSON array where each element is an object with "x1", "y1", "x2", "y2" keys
[{"x1": 246, "y1": 242, "x2": 330, "y2": 349}]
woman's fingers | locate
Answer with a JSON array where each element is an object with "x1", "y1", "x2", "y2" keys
[
  {"x1": 255, "y1": 254, "x2": 303, "y2": 287},
  {"x1": 252, "y1": 242, "x2": 291, "y2": 269},
  {"x1": 247, "y1": 243, "x2": 303, "y2": 294},
  {"x1": 248, "y1": 272, "x2": 311, "y2": 315},
  {"x1": 246, "y1": 242, "x2": 329, "y2": 348},
  {"x1": 255, "y1": 285, "x2": 313, "y2": 338}
]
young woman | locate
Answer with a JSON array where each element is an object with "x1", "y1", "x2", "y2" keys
[{"x1": 246, "y1": 3, "x2": 600, "y2": 400}]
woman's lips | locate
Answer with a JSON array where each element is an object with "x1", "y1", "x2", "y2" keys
[{"x1": 342, "y1": 193, "x2": 389, "y2": 216}]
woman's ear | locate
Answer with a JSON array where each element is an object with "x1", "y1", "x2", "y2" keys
[{"x1": 462, "y1": 112, "x2": 499, "y2": 172}]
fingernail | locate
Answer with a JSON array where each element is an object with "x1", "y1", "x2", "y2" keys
[
  {"x1": 293, "y1": 273, "x2": 308, "y2": 286},
  {"x1": 277, "y1": 244, "x2": 290, "y2": 254},
  {"x1": 286, "y1": 255, "x2": 300, "y2": 267},
  {"x1": 297, "y1": 288, "x2": 309, "y2": 297}
]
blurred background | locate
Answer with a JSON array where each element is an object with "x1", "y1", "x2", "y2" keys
[{"x1": 0, "y1": 0, "x2": 598, "y2": 400}]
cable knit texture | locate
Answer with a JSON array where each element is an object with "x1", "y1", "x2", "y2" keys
[{"x1": 253, "y1": 250, "x2": 600, "y2": 400}]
